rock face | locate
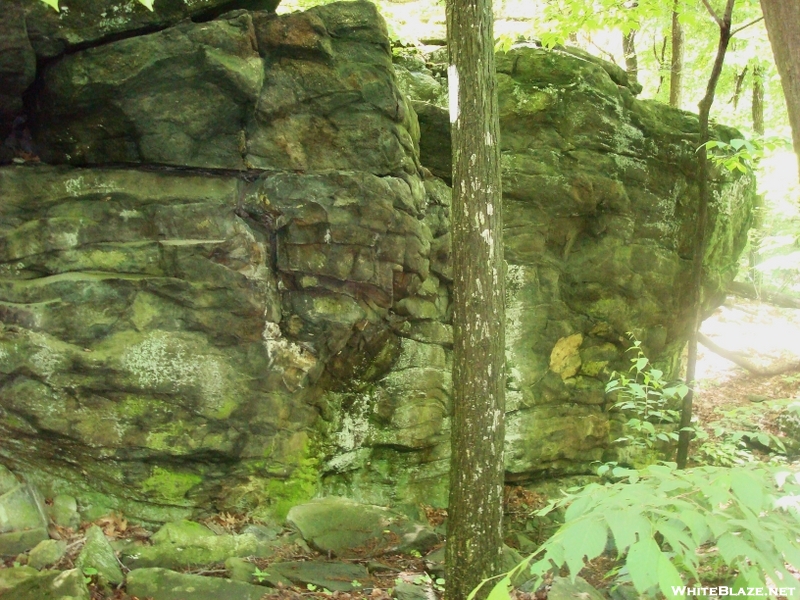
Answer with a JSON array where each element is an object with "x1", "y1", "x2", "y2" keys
[
  {"x1": 0, "y1": 2, "x2": 755, "y2": 518},
  {"x1": 0, "y1": 0, "x2": 281, "y2": 157},
  {"x1": 395, "y1": 44, "x2": 756, "y2": 479}
]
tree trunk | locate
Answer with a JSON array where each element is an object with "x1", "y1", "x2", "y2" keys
[
  {"x1": 731, "y1": 66, "x2": 748, "y2": 110},
  {"x1": 444, "y1": 0, "x2": 505, "y2": 594},
  {"x1": 623, "y1": 30, "x2": 639, "y2": 85},
  {"x1": 752, "y1": 63, "x2": 765, "y2": 136},
  {"x1": 669, "y1": 0, "x2": 683, "y2": 108},
  {"x1": 760, "y1": 0, "x2": 800, "y2": 176},
  {"x1": 622, "y1": 0, "x2": 639, "y2": 86},
  {"x1": 676, "y1": 0, "x2": 736, "y2": 470}
]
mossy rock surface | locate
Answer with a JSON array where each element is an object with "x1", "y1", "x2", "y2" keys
[
  {"x1": 286, "y1": 497, "x2": 439, "y2": 558},
  {"x1": 5, "y1": 568, "x2": 90, "y2": 600},
  {"x1": 121, "y1": 520, "x2": 273, "y2": 569},
  {"x1": 1, "y1": 0, "x2": 757, "y2": 517},
  {"x1": 126, "y1": 568, "x2": 266, "y2": 600}
]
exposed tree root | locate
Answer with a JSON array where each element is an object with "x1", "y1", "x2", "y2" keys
[
  {"x1": 727, "y1": 281, "x2": 800, "y2": 310},
  {"x1": 698, "y1": 331, "x2": 800, "y2": 376}
]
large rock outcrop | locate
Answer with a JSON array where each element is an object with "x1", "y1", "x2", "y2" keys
[
  {"x1": 394, "y1": 44, "x2": 755, "y2": 479},
  {"x1": 0, "y1": 2, "x2": 755, "y2": 519},
  {"x1": 0, "y1": 0, "x2": 281, "y2": 155}
]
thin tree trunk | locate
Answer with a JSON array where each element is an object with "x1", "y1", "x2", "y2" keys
[
  {"x1": 623, "y1": 30, "x2": 639, "y2": 85},
  {"x1": 444, "y1": 0, "x2": 505, "y2": 594},
  {"x1": 676, "y1": 0, "x2": 736, "y2": 470},
  {"x1": 731, "y1": 66, "x2": 748, "y2": 109},
  {"x1": 760, "y1": 0, "x2": 800, "y2": 176},
  {"x1": 752, "y1": 63, "x2": 765, "y2": 135},
  {"x1": 747, "y1": 63, "x2": 765, "y2": 290},
  {"x1": 670, "y1": 0, "x2": 684, "y2": 108}
]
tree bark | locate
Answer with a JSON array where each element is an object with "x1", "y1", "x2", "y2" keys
[
  {"x1": 623, "y1": 30, "x2": 639, "y2": 85},
  {"x1": 676, "y1": 0, "x2": 736, "y2": 470},
  {"x1": 752, "y1": 63, "x2": 765, "y2": 136},
  {"x1": 760, "y1": 0, "x2": 800, "y2": 176},
  {"x1": 669, "y1": 0, "x2": 683, "y2": 108},
  {"x1": 444, "y1": 0, "x2": 505, "y2": 595}
]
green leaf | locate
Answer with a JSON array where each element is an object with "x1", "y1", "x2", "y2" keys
[
  {"x1": 773, "y1": 532, "x2": 800, "y2": 569},
  {"x1": 731, "y1": 470, "x2": 764, "y2": 513},
  {"x1": 656, "y1": 520, "x2": 695, "y2": 554},
  {"x1": 564, "y1": 493, "x2": 594, "y2": 522},
  {"x1": 680, "y1": 510, "x2": 711, "y2": 546},
  {"x1": 137, "y1": 0, "x2": 155, "y2": 9},
  {"x1": 39, "y1": 0, "x2": 60, "y2": 10},
  {"x1": 605, "y1": 510, "x2": 651, "y2": 555},
  {"x1": 560, "y1": 518, "x2": 608, "y2": 579},
  {"x1": 626, "y1": 537, "x2": 661, "y2": 594},
  {"x1": 485, "y1": 576, "x2": 512, "y2": 600},
  {"x1": 658, "y1": 552, "x2": 685, "y2": 600},
  {"x1": 717, "y1": 532, "x2": 757, "y2": 565}
]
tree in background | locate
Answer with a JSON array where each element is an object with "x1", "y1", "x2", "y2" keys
[
  {"x1": 444, "y1": 0, "x2": 506, "y2": 594},
  {"x1": 669, "y1": 0, "x2": 683, "y2": 107},
  {"x1": 676, "y1": 0, "x2": 736, "y2": 469},
  {"x1": 760, "y1": 0, "x2": 800, "y2": 175}
]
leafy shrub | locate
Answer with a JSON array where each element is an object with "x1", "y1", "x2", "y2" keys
[
  {"x1": 696, "y1": 404, "x2": 788, "y2": 467},
  {"x1": 606, "y1": 337, "x2": 689, "y2": 449},
  {"x1": 475, "y1": 462, "x2": 800, "y2": 600}
]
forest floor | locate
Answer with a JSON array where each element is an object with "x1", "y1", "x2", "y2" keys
[
  {"x1": 696, "y1": 296, "x2": 800, "y2": 416},
  {"x1": 692, "y1": 296, "x2": 800, "y2": 451}
]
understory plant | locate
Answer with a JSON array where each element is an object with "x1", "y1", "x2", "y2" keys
[
  {"x1": 605, "y1": 336, "x2": 689, "y2": 449},
  {"x1": 696, "y1": 404, "x2": 788, "y2": 466},
  {"x1": 476, "y1": 462, "x2": 800, "y2": 600}
]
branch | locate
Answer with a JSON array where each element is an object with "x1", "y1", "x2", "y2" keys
[
  {"x1": 698, "y1": 332, "x2": 800, "y2": 376},
  {"x1": 700, "y1": 0, "x2": 721, "y2": 26},
  {"x1": 732, "y1": 16, "x2": 765, "y2": 37}
]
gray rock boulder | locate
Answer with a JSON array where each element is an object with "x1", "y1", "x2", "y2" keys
[
  {"x1": 287, "y1": 497, "x2": 439, "y2": 557},
  {"x1": 0, "y1": 474, "x2": 49, "y2": 556},
  {"x1": 75, "y1": 525, "x2": 124, "y2": 585},
  {"x1": 126, "y1": 567, "x2": 266, "y2": 600},
  {"x1": 27, "y1": 539, "x2": 67, "y2": 570},
  {"x1": 5, "y1": 568, "x2": 90, "y2": 600}
]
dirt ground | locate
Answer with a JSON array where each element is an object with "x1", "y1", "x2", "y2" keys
[{"x1": 695, "y1": 297, "x2": 800, "y2": 423}]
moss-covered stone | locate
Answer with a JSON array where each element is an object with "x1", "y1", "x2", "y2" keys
[
  {"x1": 126, "y1": 568, "x2": 266, "y2": 600},
  {"x1": 75, "y1": 525, "x2": 124, "y2": 585}
]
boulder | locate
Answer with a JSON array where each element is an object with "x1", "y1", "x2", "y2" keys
[
  {"x1": 45, "y1": 495, "x2": 80, "y2": 530},
  {"x1": 75, "y1": 525, "x2": 124, "y2": 585},
  {"x1": 0, "y1": 480, "x2": 49, "y2": 556},
  {"x1": 0, "y1": 1, "x2": 756, "y2": 518},
  {"x1": 27, "y1": 539, "x2": 67, "y2": 570},
  {"x1": 4, "y1": 568, "x2": 90, "y2": 600},
  {"x1": 126, "y1": 567, "x2": 266, "y2": 600},
  {"x1": 395, "y1": 43, "x2": 756, "y2": 479},
  {"x1": 0, "y1": 565, "x2": 43, "y2": 594},
  {"x1": 32, "y1": 1, "x2": 419, "y2": 175},
  {"x1": 269, "y1": 560, "x2": 370, "y2": 591},
  {"x1": 120, "y1": 520, "x2": 272, "y2": 569},
  {"x1": 286, "y1": 497, "x2": 439, "y2": 558}
]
